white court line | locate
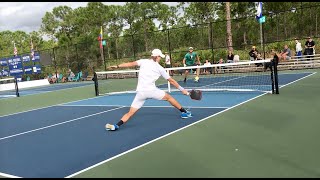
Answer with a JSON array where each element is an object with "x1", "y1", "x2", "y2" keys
[
  {"x1": 0, "y1": 172, "x2": 21, "y2": 178},
  {"x1": 59, "y1": 104, "x2": 230, "y2": 109},
  {"x1": 66, "y1": 71, "x2": 317, "y2": 178},
  {"x1": 0, "y1": 106, "x2": 125, "y2": 141}
]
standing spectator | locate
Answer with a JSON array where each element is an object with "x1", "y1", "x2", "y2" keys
[
  {"x1": 227, "y1": 50, "x2": 234, "y2": 63},
  {"x1": 182, "y1": 47, "x2": 201, "y2": 83},
  {"x1": 164, "y1": 52, "x2": 173, "y2": 75},
  {"x1": 305, "y1": 36, "x2": 316, "y2": 60},
  {"x1": 295, "y1": 38, "x2": 303, "y2": 59},
  {"x1": 67, "y1": 69, "x2": 75, "y2": 82},
  {"x1": 279, "y1": 44, "x2": 291, "y2": 61},
  {"x1": 249, "y1": 46, "x2": 259, "y2": 61}
]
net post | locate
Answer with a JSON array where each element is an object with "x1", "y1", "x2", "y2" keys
[
  {"x1": 14, "y1": 77, "x2": 20, "y2": 97},
  {"x1": 274, "y1": 58, "x2": 279, "y2": 94},
  {"x1": 270, "y1": 64, "x2": 275, "y2": 94},
  {"x1": 93, "y1": 72, "x2": 99, "y2": 96}
]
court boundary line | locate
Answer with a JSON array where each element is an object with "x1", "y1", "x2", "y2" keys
[
  {"x1": 66, "y1": 71, "x2": 316, "y2": 178},
  {"x1": 0, "y1": 172, "x2": 21, "y2": 178},
  {"x1": 65, "y1": 92, "x2": 267, "y2": 178},
  {"x1": 0, "y1": 106, "x2": 125, "y2": 141}
]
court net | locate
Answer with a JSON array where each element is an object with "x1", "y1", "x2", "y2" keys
[
  {"x1": 0, "y1": 77, "x2": 20, "y2": 98},
  {"x1": 93, "y1": 59, "x2": 279, "y2": 96}
]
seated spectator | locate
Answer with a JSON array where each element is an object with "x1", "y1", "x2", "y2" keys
[
  {"x1": 46, "y1": 73, "x2": 52, "y2": 83},
  {"x1": 256, "y1": 53, "x2": 263, "y2": 67},
  {"x1": 49, "y1": 73, "x2": 57, "y2": 84},
  {"x1": 249, "y1": 46, "x2": 259, "y2": 61},
  {"x1": 279, "y1": 44, "x2": 291, "y2": 61},
  {"x1": 59, "y1": 72, "x2": 67, "y2": 83},
  {"x1": 233, "y1": 54, "x2": 240, "y2": 62},
  {"x1": 216, "y1": 58, "x2": 224, "y2": 73},
  {"x1": 67, "y1": 69, "x2": 75, "y2": 81},
  {"x1": 227, "y1": 50, "x2": 234, "y2": 63},
  {"x1": 264, "y1": 49, "x2": 279, "y2": 72},
  {"x1": 203, "y1": 59, "x2": 212, "y2": 74}
]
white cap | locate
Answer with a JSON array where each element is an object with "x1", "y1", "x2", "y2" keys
[{"x1": 151, "y1": 49, "x2": 165, "y2": 58}]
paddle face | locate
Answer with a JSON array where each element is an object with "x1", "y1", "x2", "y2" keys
[{"x1": 190, "y1": 89, "x2": 202, "y2": 100}]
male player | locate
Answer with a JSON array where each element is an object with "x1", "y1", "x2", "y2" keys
[
  {"x1": 105, "y1": 49, "x2": 192, "y2": 131},
  {"x1": 182, "y1": 47, "x2": 201, "y2": 83}
]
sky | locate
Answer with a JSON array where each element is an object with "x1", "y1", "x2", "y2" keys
[{"x1": 0, "y1": 2, "x2": 180, "y2": 33}]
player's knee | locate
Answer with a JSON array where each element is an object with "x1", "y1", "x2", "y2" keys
[{"x1": 162, "y1": 93, "x2": 172, "y2": 101}]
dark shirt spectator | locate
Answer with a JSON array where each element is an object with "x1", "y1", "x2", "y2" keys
[
  {"x1": 305, "y1": 37, "x2": 315, "y2": 55},
  {"x1": 249, "y1": 46, "x2": 259, "y2": 61},
  {"x1": 227, "y1": 50, "x2": 234, "y2": 63}
]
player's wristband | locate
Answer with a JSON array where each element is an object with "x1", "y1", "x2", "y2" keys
[{"x1": 178, "y1": 86, "x2": 185, "y2": 91}]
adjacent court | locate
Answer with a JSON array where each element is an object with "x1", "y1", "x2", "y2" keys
[{"x1": 0, "y1": 81, "x2": 93, "y2": 99}]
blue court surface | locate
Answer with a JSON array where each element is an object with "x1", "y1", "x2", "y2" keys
[{"x1": 0, "y1": 72, "x2": 314, "y2": 178}]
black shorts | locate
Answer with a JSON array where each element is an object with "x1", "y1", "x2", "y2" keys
[{"x1": 186, "y1": 63, "x2": 198, "y2": 72}]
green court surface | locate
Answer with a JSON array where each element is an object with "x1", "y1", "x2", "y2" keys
[{"x1": 1, "y1": 69, "x2": 320, "y2": 178}]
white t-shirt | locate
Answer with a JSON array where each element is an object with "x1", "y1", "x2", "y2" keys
[
  {"x1": 165, "y1": 55, "x2": 171, "y2": 65},
  {"x1": 204, "y1": 62, "x2": 211, "y2": 66},
  {"x1": 296, "y1": 42, "x2": 302, "y2": 52},
  {"x1": 136, "y1": 59, "x2": 170, "y2": 91}
]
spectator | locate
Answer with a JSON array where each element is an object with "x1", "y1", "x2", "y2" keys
[
  {"x1": 50, "y1": 73, "x2": 57, "y2": 84},
  {"x1": 279, "y1": 44, "x2": 291, "y2": 61},
  {"x1": 227, "y1": 50, "x2": 234, "y2": 63},
  {"x1": 67, "y1": 69, "x2": 75, "y2": 81},
  {"x1": 233, "y1": 54, "x2": 240, "y2": 63},
  {"x1": 295, "y1": 38, "x2": 303, "y2": 59},
  {"x1": 203, "y1": 59, "x2": 212, "y2": 74},
  {"x1": 256, "y1": 53, "x2": 263, "y2": 67},
  {"x1": 264, "y1": 49, "x2": 279, "y2": 72},
  {"x1": 216, "y1": 58, "x2": 224, "y2": 73},
  {"x1": 164, "y1": 52, "x2": 173, "y2": 75},
  {"x1": 249, "y1": 46, "x2": 259, "y2": 61},
  {"x1": 305, "y1": 36, "x2": 315, "y2": 60}
]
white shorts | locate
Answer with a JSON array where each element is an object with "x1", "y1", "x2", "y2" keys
[{"x1": 131, "y1": 89, "x2": 166, "y2": 109}]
